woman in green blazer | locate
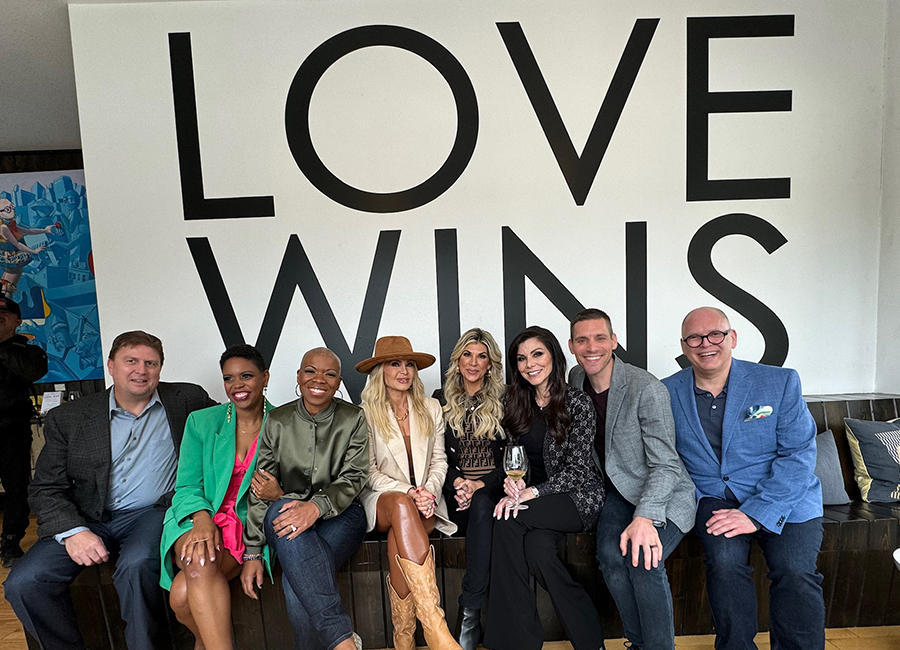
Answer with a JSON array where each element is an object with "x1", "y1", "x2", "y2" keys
[{"x1": 159, "y1": 344, "x2": 280, "y2": 650}]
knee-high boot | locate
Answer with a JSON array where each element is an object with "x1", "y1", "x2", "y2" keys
[
  {"x1": 396, "y1": 547, "x2": 462, "y2": 650},
  {"x1": 386, "y1": 575, "x2": 417, "y2": 650}
]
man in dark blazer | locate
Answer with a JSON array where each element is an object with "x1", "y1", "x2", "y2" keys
[
  {"x1": 662, "y1": 307, "x2": 823, "y2": 650},
  {"x1": 5, "y1": 330, "x2": 214, "y2": 650},
  {"x1": 568, "y1": 309, "x2": 695, "y2": 650}
]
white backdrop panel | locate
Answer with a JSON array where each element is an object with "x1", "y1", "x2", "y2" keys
[{"x1": 69, "y1": 0, "x2": 885, "y2": 404}]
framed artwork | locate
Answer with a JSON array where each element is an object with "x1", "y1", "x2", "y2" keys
[{"x1": 0, "y1": 169, "x2": 102, "y2": 382}]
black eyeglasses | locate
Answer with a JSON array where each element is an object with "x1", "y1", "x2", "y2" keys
[{"x1": 682, "y1": 329, "x2": 731, "y2": 348}]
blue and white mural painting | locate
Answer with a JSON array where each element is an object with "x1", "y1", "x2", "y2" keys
[{"x1": 0, "y1": 170, "x2": 102, "y2": 382}]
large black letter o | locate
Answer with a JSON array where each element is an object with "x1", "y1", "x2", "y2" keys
[{"x1": 285, "y1": 25, "x2": 479, "y2": 213}]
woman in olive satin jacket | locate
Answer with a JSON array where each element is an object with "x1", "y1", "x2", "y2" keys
[{"x1": 241, "y1": 347, "x2": 369, "y2": 650}]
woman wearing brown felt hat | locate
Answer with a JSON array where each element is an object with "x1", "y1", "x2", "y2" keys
[{"x1": 356, "y1": 336, "x2": 461, "y2": 650}]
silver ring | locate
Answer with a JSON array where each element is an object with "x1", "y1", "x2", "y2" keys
[{"x1": 290, "y1": 524, "x2": 297, "y2": 532}]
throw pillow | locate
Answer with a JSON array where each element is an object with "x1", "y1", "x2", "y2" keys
[
  {"x1": 844, "y1": 418, "x2": 900, "y2": 503},
  {"x1": 814, "y1": 429, "x2": 851, "y2": 505}
]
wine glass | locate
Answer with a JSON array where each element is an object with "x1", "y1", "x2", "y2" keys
[{"x1": 503, "y1": 444, "x2": 530, "y2": 511}]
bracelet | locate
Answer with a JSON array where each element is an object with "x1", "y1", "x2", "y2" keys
[
  {"x1": 242, "y1": 553, "x2": 264, "y2": 562},
  {"x1": 531, "y1": 486, "x2": 540, "y2": 498}
]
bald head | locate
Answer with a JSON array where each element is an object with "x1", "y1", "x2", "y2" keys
[
  {"x1": 681, "y1": 307, "x2": 730, "y2": 338},
  {"x1": 680, "y1": 306, "x2": 737, "y2": 385},
  {"x1": 301, "y1": 347, "x2": 341, "y2": 374}
]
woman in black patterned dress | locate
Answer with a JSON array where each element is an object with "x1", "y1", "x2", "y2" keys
[
  {"x1": 436, "y1": 328, "x2": 506, "y2": 650},
  {"x1": 482, "y1": 326, "x2": 606, "y2": 650}
]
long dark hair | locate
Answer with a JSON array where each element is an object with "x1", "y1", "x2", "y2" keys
[{"x1": 503, "y1": 326, "x2": 569, "y2": 444}]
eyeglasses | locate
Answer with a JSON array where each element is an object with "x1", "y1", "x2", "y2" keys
[{"x1": 682, "y1": 329, "x2": 731, "y2": 348}]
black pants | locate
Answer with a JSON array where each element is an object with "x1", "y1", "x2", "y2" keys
[
  {"x1": 447, "y1": 481, "x2": 503, "y2": 609},
  {"x1": 483, "y1": 493, "x2": 604, "y2": 650},
  {"x1": 0, "y1": 420, "x2": 31, "y2": 543}
]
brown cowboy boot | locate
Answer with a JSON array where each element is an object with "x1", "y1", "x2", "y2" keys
[
  {"x1": 386, "y1": 575, "x2": 417, "y2": 650},
  {"x1": 396, "y1": 547, "x2": 462, "y2": 650}
]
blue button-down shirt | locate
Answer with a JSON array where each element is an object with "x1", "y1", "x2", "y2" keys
[
  {"x1": 105, "y1": 389, "x2": 177, "y2": 511},
  {"x1": 56, "y1": 390, "x2": 177, "y2": 544}
]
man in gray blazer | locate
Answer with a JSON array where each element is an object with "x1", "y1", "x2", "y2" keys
[
  {"x1": 568, "y1": 309, "x2": 695, "y2": 650},
  {"x1": 5, "y1": 330, "x2": 214, "y2": 650}
]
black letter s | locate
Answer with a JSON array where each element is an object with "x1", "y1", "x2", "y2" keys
[{"x1": 682, "y1": 213, "x2": 789, "y2": 368}]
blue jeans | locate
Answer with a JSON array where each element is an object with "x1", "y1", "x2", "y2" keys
[
  {"x1": 266, "y1": 498, "x2": 366, "y2": 650},
  {"x1": 4, "y1": 505, "x2": 166, "y2": 650},
  {"x1": 695, "y1": 497, "x2": 825, "y2": 650},
  {"x1": 596, "y1": 485, "x2": 685, "y2": 650}
]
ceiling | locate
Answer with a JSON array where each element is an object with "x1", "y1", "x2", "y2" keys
[
  {"x1": 1, "y1": 0, "x2": 82, "y2": 151},
  {"x1": 0, "y1": 0, "x2": 236, "y2": 152}
]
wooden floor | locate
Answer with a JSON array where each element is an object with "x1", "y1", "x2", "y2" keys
[{"x1": 0, "y1": 516, "x2": 897, "y2": 650}]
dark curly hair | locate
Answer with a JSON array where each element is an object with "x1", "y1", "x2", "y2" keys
[
  {"x1": 503, "y1": 326, "x2": 569, "y2": 444},
  {"x1": 219, "y1": 344, "x2": 267, "y2": 372}
]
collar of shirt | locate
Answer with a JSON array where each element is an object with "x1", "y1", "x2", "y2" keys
[
  {"x1": 692, "y1": 377, "x2": 729, "y2": 399},
  {"x1": 108, "y1": 388, "x2": 162, "y2": 420}
]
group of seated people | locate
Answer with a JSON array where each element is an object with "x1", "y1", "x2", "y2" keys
[{"x1": 3, "y1": 305, "x2": 826, "y2": 650}]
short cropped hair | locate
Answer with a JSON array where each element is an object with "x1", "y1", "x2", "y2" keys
[
  {"x1": 569, "y1": 308, "x2": 614, "y2": 340},
  {"x1": 108, "y1": 331, "x2": 164, "y2": 365},
  {"x1": 220, "y1": 344, "x2": 267, "y2": 372}
]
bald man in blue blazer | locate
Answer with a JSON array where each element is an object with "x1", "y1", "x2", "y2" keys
[{"x1": 662, "y1": 307, "x2": 823, "y2": 650}]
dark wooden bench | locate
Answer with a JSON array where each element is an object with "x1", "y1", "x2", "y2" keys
[{"x1": 24, "y1": 394, "x2": 900, "y2": 649}]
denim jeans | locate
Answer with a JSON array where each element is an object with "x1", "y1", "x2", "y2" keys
[
  {"x1": 265, "y1": 498, "x2": 366, "y2": 650},
  {"x1": 596, "y1": 485, "x2": 685, "y2": 650},
  {"x1": 5, "y1": 505, "x2": 166, "y2": 650},
  {"x1": 695, "y1": 497, "x2": 825, "y2": 650}
]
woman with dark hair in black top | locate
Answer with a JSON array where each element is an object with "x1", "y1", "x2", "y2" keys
[{"x1": 482, "y1": 326, "x2": 606, "y2": 650}]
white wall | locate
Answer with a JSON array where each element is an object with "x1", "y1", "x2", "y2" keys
[
  {"x1": 877, "y1": 0, "x2": 900, "y2": 394},
  {"x1": 69, "y1": 0, "x2": 891, "y2": 404}
]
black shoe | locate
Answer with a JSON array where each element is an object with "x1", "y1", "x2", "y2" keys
[
  {"x1": 455, "y1": 607, "x2": 481, "y2": 650},
  {"x1": 1, "y1": 543, "x2": 23, "y2": 568}
]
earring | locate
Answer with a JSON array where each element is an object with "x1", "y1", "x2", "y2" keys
[
  {"x1": 226, "y1": 401, "x2": 233, "y2": 423},
  {"x1": 335, "y1": 389, "x2": 344, "y2": 401},
  {"x1": 487, "y1": 369, "x2": 492, "y2": 376},
  {"x1": 295, "y1": 384, "x2": 301, "y2": 397},
  {"x1": 263, "y1": 385, "x2": 268, "y2": 395},
  {"x1": 456, "y1": 366, "x2": 460, "y2": 373}
]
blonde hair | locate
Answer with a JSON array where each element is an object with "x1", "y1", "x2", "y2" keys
[
  {"x1": 360, "y1": 361, "x2": 433, "y2": 443},
  {"x1": 442, "y1": 329, "x2": 505, "y2": 440}
]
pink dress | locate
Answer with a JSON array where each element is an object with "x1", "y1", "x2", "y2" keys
[{"x1": 212, "y1": 437, "x2": 259, "y2": 564}]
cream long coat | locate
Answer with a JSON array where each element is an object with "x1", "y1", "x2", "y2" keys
[{"x1": 359, "y1": 396, "x2": 457, "y2": 536}]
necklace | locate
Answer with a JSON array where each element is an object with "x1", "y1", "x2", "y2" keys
[
  {"x1": 392, "y1": 402, "x2": 410, "y2": 422},
  {"x1": 535, "y1": 393, "x2": 549, "y2": 409},
  {"x1": 239, "y1": 421, "x2": 262, "y2": 435}
]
